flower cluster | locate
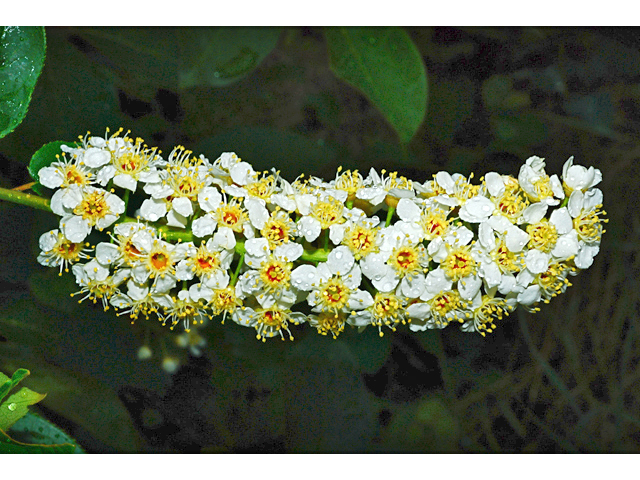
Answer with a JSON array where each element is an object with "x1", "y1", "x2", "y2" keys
[{"x1": 36, "y1": 128, "x2": 607, "y2": 358}]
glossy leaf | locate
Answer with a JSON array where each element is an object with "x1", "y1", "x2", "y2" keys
[
  {"x1": 0, "y1": 369, "x2": 29, "y2": 403},
  {"x1": 0, "y1": 26, "x2": 46, "y2": 139},
  {"x1": 0, "y1": 428, "x2": 75, "y2": 453},
  {"x1": 0, "y1": 369, "x2": 46, "y2": 431},
  {"x1": 8, "y1": 412, "x2": 83, "y2": 453},
  {"x1": 325, "y1": 27, "x2": 428, "y2": 143},
  {"x1": 178, "y1": 27, "x2": 282, "y2": 90}
]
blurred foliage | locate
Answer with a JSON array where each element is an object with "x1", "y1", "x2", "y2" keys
[{"x1": 0, "y1": 26, "x2": 638, "y2": 452}]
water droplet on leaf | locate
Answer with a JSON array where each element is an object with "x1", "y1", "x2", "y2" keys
[{"x1": 7, "y1": 403, "x2": 17, "y2": 411}]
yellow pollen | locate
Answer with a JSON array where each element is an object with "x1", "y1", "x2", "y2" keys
[
  {"x1": 527, "y1": 219, "x2": 558, "y2": 253},
  {"x1": 442, "y1": 247, "x2": 476, "y2": 281},
  {"x1": 311, "y1": 197, "x2": 344, "y2": 229},
  {"x1": 389, "y1": 244, "x2": 424, "y2": 277},
  {"x1": 343, "y1": 224, "x2": 377, "y2": 259},
  {"x1": 319, "y1": 278, "x2": 350, "y2": 312},
  {"x1": 574, "y1": 205, "x2": 607, "y2": 244},
  {"x1": 74, "y1": 190, "x2": 109, "y2": 225}
]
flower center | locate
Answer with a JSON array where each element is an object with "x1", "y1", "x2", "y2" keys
[
  {"x1": 429, "y1": 290, "x2": 468, "y2": 326},
  {"x1": 245, "y1": 175, "x2": 276, "y2": 201},
  {"x1": 190, "y1": 245, "x2": 220, "y2": 278},
  {"x1": 216, "y1": 201, "x2": 247, "y2": 232},
  {"x1": 210, "y1": 287, "x2": 241, "y2": 317},
  {"x1": 535, "y1": 262, "x2": 572, "y2": 299},
  {"x1": 371, "y1": 293, "x2": 404, "y2": 332},
  {"x1": 259, "y1": 259, "x2": 291, "y2": 293},
  {"x1": 496, "y1": 186, "x2": 529, "y2": 221},
  {"x1": 261, "y1": 212, "x2": 294, "y2": 249},
  {"x1": 492, "y1": 240, "x2": 522, "y2": 274},
  {"x1": 54, "y1": 237, "x2": 81, "y2": 260},
  {"x1": 319, "y1": 278, "x2": 351, "y2": 313},
  {"x1": 147, "y1": 243, "x2": 174, "y2": 277},
  {"x1": 314, "y1": 312, "x2": 346, "y2": 339},
  {"x1": 74, "y1": 190, "x2": 109, "y2": 225},
  {"x1": 164, "y1": 296, "x2": 205, "y2": 332},
  {"x1": 63, "y1": 164, "x2": 89, "y2": 187},
  {"x1": 335, "y1": 168, "x2": 363, "y2": 200},
  {"x1": 343, "y1": 224, "x2": 377, "y2": 259},
  {"x1": 311, "y1": 197, "x2": 344, "y2": 229},
  {"x1": 453, "y1": 174, "x2": 480, "y2": 203},
  {"x1": 474, "y1": 296, "x2": 511, "y2": 336},
  {"x1": 389, "y1": 244, "x2": 425, "y2": 278},
  {"x1": 442, "y1": 247, "x2": 477, "y2": 281},
  {"x1": 120, "y1": 237, "x2": 142, "y2": 266},
  {"x1": 531, "y1": 176, "x2": 554, "y2": 201},
  {"x1": 574, "y1": 205, "x2": 607, "y2": 244},
  {"x1": 419, "y1": 211, "x2": 449, "y2": 240},
  {"x1": 527, "y1": 219, "x2": 558, "y2": 253}
]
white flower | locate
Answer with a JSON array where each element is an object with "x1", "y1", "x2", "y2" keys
[
  {"x1": 110, "y1": 279, "x2": 173, "y2": 322},
  {"x1": 567, "y1": 188, "x2": 607, "y2": 269},
  {"x1": 71, "y1": 259, "x2": 129, "y2": 311},
  {"x1": 174, "y1": 238, "x2": 234, "y2": 288},
  {"x1": 95, "y1": 222, "x2": 153, "y2": 268},
  {"x1": 94, "y1": 137, "x2": 163, "y2": 192},
  {"x1": 37, "y1": 229, "x2": 91, "y2": 274},
  {"x1": 56, "y1": 185, "x2": 126, "y2": 243},
  {"x1": 357, "y1": 168, "x2": 415, "y2": 207},
  {"x1": 297, "y1": 192, "x2": 345, "y2": 242},
  {"x1": 562, "y1": 156, "x2": 602, "y2": 194},
  {"x1": 295, "y1": 246, "x2": 373, "y2": 317},
  {"x1": 38, "y1": 152, "x2": 95, "y2": 190},
  {"x1": 360, "y1": 225, "x2": 428, "y2": 298},
  {"x1": 129, "y1": 229, "x2": 190, "y2": 292},
  {"x1": 239, "y1": 239, "x2": 303, "y2": 308},
  {"x1": 329, "y1": 207, "x2": 381, "y2": 260},
  {"x1": 517, "y1": 156, "x2": 564, "y2": 205},
  {"x1": 232, "y1": 303, "x2": 306, "y2": 341}
]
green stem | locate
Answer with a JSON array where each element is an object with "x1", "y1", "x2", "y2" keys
[
  {"x1": 301, "y1": 248, "x2": 329, "y2": 263},
  {"x1": 385, "y1": 206, "x2": 395, "y2": 227},
  {"x1": 230, "y1": 251, "x2": 245, "y2": 286},
  {"x1": 0, "y1": 186, "x2": 51, "y2": 212}
]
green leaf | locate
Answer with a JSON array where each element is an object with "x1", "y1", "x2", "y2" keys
[
  {"x1": 8, "y1": 411, "x2": 83, "y2": 453},
  {"x1": 0, "y1": 369, "x2": 30, "y2": 403},
  {"x1": 0, "y1": 26, "x2": 46, "y2": 139},
  {"x1": 0, "y1": 369, "x2": 46, "y2": 431},
  {"x1": 27, "y1": 140, "x2": 77, "y2": 186},
  {"x1": 0, "y1": 428, "x2": 75, "y2": 453},
  {"x1": 325, "y1": 27, "x2": 428, "y2": 144},
  {"x1": 178, "y1": 27, "x2": 282, "y2": 90}
]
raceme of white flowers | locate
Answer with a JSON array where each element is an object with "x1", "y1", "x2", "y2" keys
[{"x1": 36, "y1": 128, "x2": 608, "y2": 348}]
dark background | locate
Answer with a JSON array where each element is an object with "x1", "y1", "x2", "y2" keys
[{"x1": 0, "y1": 26, "x2": 637, "y2": 452}]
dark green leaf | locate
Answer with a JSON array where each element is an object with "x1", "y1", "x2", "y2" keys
[
  {"x1": 8, "y1": 412, "x2": 83, "y2": 453},
  {"x1": 0, "y1": 428, "x2": 75, "y2": 453},
  {"x1": 325, "y1": 27, "x2": 428, "y2": 143},
  {"x1": 0, "y1": 28, "x2": 128, "y2": 166},
  {"x1": 0, "y1": 26, "x2": 46, "y2": 139},
  {"x1": 27, "y1": 140, "x2": 77, "y2": 185},
  {"x1": 178, "y1": 27, "x2": 282, "y2": 89}
]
